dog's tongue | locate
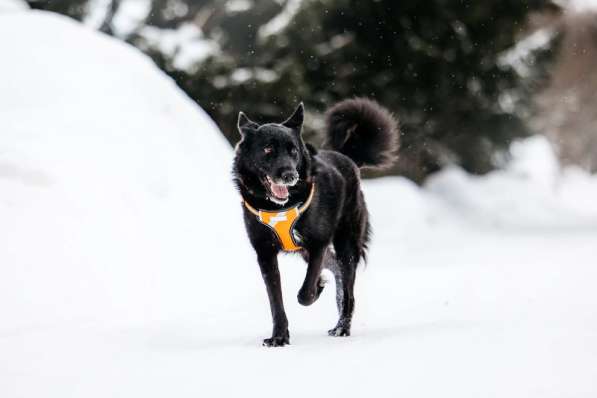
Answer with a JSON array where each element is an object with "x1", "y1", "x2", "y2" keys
[{"x1": 270, "y1": 182, "x2": 289, "y2": 199}]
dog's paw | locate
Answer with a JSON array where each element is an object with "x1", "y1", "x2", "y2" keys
[
  {"x1": 297, "y1": 287, "x2": 317, "y2": 306},
  {"x1": 328, "y1": 325, "x2": 351, "y2": 337},
  {"x1": 298, "y1": 277, "x2": 327, "y2": 306},
  {"x1": 262, "y1": 335, "x2": 290, "y2": 347}
]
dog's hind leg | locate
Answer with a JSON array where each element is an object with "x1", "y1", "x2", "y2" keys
[
  {"x1": 322, "y1": 247, "x2": 343, "y2": 314},
  {"x1": 328, "y1": 239, "x2": 358, "y2": 337}
]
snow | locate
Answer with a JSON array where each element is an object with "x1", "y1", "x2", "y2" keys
[
  {"x1": 230, "y1": 67, "x2": 279, "y2": 84},
  {"x1": 2, "y1": 9, "x2": 597, "y2": 398},
  {"x1": 566, "y1": 0, "x2": 597, "y2": 11},
  {"x1": 0, "y1": 9, "x2": 237, "y2": 329},
  {"x1": 84, "y1": 0, "x2": 113, "y2": 28},
  {"x1": 139, "y1": 23, "x2": 220, "y2": 72},
  {"x1": 499, "y1": 28, "x2": 556, "y2": 78},
  {"x1": 424, "y1": 137, "x2": 597, "y2": 229},
  {"x1": 0, "y1": 0, "x2": 28, "y2": 12},
  {"x1": 225, "y1": 0, "x2": 253, "y2": 13},
  {"x1": 258, "y1": 0, "x2": 303, "y2": 39},
  {"x1": 110, "y1": 0, "x2": 151, "y2": 37}
]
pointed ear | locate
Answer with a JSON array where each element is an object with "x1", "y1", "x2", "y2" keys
[
  {"x1": 238, "y1": 111, "x2": 255, "y2": 129},
  {"x1": 237, "y1": 111, "x2": 258, "y2": 136},
  {"x1": 282, "y1": 102, "x2": 304, "y2": 131}
]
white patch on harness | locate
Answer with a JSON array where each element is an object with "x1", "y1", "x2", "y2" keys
[{"x1": 267, "y1": 212, "x2": 287, "y2": 227}]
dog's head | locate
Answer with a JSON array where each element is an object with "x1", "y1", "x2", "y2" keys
[{"x1": 234, "y1": 103, "x2": 310, "y2": 205}]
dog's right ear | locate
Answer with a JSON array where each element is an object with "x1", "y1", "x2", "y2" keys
[{"x1": 237, "y1": 111, "x2": 258, "y2": 136}]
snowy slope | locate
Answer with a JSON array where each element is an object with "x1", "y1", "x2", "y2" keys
[
  {"x1": 0, "y1": 10, "x2": 246, "y2": 330},
  {"x1": 2, "y1": 10, "x2": 597, "y2": 398},
  {"x1": 0, "y1": 0, "x2": 28, "y2": 12}
]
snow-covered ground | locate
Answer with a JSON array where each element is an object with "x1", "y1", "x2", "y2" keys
[{"x1": 1, "y1": 9, "x2": 597, "y2": 398}]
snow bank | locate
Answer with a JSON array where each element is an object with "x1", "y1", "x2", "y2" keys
[
  {"x1": 0, "y1": 10, "x2": 250, "y2": 331},
  {"x1": 365, "y1": 135, "x2": 597, "y2": 256},
  {"x1": 0, "y1": 0, "x2": 28, "y2": 12},
  {"x1": 424, "y1": 136, "x2": 597, "y2": 229}
]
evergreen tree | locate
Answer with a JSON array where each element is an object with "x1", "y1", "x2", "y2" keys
[
  {"x1": 166, "y1": 0, "x2": 556, "y2": 181},
  {"x1": 26, "y1": 0, "x2": 557, "y2": 181}
]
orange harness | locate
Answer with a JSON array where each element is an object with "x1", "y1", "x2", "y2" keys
[{"x1": 243, "y1": 184, "x2": 315, "y2": 252}]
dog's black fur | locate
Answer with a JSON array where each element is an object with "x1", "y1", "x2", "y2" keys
[{"x1": 232, "y1": 98, "x2": 399, "y2": 346}]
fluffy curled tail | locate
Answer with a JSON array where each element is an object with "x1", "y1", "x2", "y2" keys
[{"x1": 323, "y1": 98, "x2": 400, "y2": 169}]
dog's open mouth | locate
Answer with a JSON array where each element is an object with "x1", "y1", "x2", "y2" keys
[{"x1": 265, "y1": 176, "x2": 292, "y2": 204}]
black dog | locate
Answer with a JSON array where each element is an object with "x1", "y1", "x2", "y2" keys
[{"x1": 232, "y1": 98, "x2": 399, "y2": 346}]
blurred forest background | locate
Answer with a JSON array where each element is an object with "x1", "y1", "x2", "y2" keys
[{"x1": 24, "y1": 0, "x2": 597, "y2": 182}]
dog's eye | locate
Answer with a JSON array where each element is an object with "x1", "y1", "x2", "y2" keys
[
  {"x1": 289, "y1": 147, "x2": 298, "y2": 156},
  {"x1": 264, "y1": 146, "x2": 273, "y2": 155}
]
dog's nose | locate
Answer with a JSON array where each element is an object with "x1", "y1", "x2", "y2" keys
[{"x1": 280, "y1": 170, "x2": 298, "y2": 184}]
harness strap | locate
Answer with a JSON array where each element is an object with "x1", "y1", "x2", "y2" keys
[
  {"x1": 243, "y1": 199, "x2": 260, "y2": 216},
  {"x1": 299, "y1": 182, "x2": 316, "y2": 214}
]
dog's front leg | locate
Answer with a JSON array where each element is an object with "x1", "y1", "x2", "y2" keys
[
  {"x1": 297, "y1": 245, "x2": 326, "y2": 306},
  {"x1": 257, "y1": 252, "x2": 290, "y2": 347}
]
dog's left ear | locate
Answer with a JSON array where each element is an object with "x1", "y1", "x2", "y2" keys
[{"x1": 282, "y1": 102, "x2": 304, "y2": 133}]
